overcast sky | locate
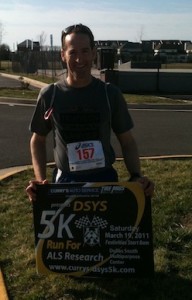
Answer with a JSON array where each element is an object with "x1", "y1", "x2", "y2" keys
[{"x1": 1, "y1": 0, "x2": 192, "y2": 50}]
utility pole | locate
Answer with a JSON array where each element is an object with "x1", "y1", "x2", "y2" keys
[{"x1": 50, "y1": 34, "x2": 54, "y2": 81}]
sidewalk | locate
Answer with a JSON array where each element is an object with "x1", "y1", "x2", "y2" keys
[
  {"x1": 0, "y1": 165, "x2": 33, "y2": 181},
  {"x1": 0, "y1": 72, "x2": 47, "y2": 89}
]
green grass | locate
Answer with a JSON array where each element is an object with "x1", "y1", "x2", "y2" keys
[
  {"x1": 0, "y1": 87, "x2": 189, "y2": 105},
  {"x1": 0, "y1": 88, "x2": 40, "y2": 99},
  {"x1": 124, "y1": 93, "x2": 160, "y2": 104},
  {"x1": 123, "y1": 94, "x2": 187, "y2": 104},
  {"x1": 1, "y1": 159, "x2": 192, "y2": 300}
]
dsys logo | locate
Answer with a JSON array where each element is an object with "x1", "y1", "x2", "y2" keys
[
  {"x1": 75, "y1": 142, "x2": 94, "y2": 150},
  {"x1": 73, "y1": 200, "x2": 107, "y2": 212},
  {"x1": 75, "y1": 215, "x2": 108, "y2": 246}
]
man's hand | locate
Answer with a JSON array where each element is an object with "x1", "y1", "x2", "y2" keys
[
  {"x1": 136, "y1": 176, "x2": 155, "y2": 198},
  {"x1": 26, "y1": 179, "x2": 48, "y2": 202}
]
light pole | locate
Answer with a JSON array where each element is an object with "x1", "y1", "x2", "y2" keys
[{"x1": 50, "y1": 34, "x2": 54, "y2": 81}]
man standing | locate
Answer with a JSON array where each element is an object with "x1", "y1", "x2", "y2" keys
[{"x1": 26, "y1": 24, "x2": 154, "y2": 200}]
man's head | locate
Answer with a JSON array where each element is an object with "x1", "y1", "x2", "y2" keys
[
  {"x1": 61, "y1": 24, "x2": 96, "y2": 87},
  {"x1": 61, "y1": 24, "x2": 95, "y2": 50}
]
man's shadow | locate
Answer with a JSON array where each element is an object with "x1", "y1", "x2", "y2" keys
[{"x1": 65, "y1": 272, "x2": 192, "y2": 299}]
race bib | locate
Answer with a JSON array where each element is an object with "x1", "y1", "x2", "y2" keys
[{"x1": 67, "y1": 140, "x2": 105, "y2": 171}]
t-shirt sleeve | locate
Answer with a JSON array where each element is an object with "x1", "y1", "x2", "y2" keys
[
  {"x1": 29, "y1": 87, "x2": 52, "y2": 136},
  {"x1": 108, "y1": 85, "x2": 134, "y2": 134}
]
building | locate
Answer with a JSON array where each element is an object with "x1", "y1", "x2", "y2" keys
[{"x1": 17, "y1": 40, "x2": 40, "y2": 51}]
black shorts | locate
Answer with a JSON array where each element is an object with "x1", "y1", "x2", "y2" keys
[{"x1": 53, "y1": 167, "x2": 118, "y2": 183}]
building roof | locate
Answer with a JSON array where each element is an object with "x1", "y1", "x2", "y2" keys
[{"x1": 17, "y1": 39, "x2": 40, "y2": 49}]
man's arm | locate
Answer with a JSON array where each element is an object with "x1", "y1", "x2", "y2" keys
[
  {"x1": 30, "y1": 132, "x2": 47, "y2": 181},
  {"x1": 116, "y1": 130, "x2": 141, "y2": 178},
  {"x1": 26, "y1": 133, "x2": 48, "y2": 202}
]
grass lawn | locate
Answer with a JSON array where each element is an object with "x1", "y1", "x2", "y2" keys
[
  {"x1": 0, "y1": 88, "x2": 40, "y2": 99},
  {"x1": 0, "y1": 87, "x2": 190, "y2": 104},
  {"x1": 0, "y1": 159, "x2": 192, "y2": 300}
]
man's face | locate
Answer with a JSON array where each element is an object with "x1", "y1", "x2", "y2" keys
[{"x1": 61, "y1": 33, "x2": 96, "y2": 82}]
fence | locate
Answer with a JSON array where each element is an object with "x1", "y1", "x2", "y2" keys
[
  {"x1": 103, "y1": 69, "x2": 192, "y2": 94},
  {"x1": 11, "y1": 50, "x2": 64, "y2": 74}
]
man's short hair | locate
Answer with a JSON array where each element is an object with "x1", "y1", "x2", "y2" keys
[{"x1": 61, "y1": 24, "x2": 95, "y2": 49}]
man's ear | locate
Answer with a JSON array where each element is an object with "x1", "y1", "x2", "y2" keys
[{"x1": 61, "y1": 49, "x2": 66, "y2": 62}]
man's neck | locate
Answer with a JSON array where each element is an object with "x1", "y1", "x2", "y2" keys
[{"x1": 66, "y1": 75, "x2": 92, "y2": 88}]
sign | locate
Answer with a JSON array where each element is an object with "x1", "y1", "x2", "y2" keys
[{"x1": 33, "y1": 182, "x2": 154, "y2": 277}]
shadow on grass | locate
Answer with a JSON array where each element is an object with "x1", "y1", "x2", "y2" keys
[{"x1": 61, "y1": 272, "x2": 192, "y2": 300}]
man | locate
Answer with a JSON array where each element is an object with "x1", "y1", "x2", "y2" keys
[{"x1": 26, "y1": 24, "x2": 154, "y2": 200}]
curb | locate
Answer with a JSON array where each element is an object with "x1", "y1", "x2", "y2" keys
[
  {"x1": 0, "y1": 97, "x2": 36, "y2": 105},
  {"x1": 0, "y1": 269, "x2": 9, "y2": 300},
  {"x1": 0, "y1": 163, "x2": 55, "y2": 181},
  {"x1": 128, "y1": 103, "x2": 192, "y2": 110},
  {"x1": 0, "y1": 165, "x2": 33, "y2": 181}
]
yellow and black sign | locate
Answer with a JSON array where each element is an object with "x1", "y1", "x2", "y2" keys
[{"x1": 33, "y1": 182, "x2": 154, "y2": 277}]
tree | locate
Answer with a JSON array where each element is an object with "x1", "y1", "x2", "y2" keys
[
  {"x1": 0, "y1": 44, "x2": 10, "y2": 60},
  {"x1": 135, "y1": 25, "x2": 145, "y2": 43},
  {"x1": 0, "y1": 21, "x2": 5, "y2": 45},
  {"x1": 38, "y1": 31, "x2": 47, "y2": 50}
]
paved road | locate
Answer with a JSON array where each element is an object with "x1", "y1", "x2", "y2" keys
[
  {"x1": 0, "y1": 103, "x2": 53, "y2": 169},
  {"x1": 113, "y1": 106, "x2": 192, "y2": 157},
  {"x1": 130, "y1": 108, "x2": 192, "y2": 156},
  {"x1": 0, "y1": 102, "x2": 192, "y2": 169}
]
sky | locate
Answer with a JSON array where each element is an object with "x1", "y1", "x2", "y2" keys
[{"x1": 1, "y1": 0, "x2": 192, "y2": 50}]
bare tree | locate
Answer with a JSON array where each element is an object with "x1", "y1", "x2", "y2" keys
[
  {"x1": 0, "y1": 21, "x2": 5, "y2": 45},
  {"x1": 135, "y1": 25, "x2": 145, "y2": 43},
  {"x1": 38, "y1": 31, "x2": 47, "y2": 50}
]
